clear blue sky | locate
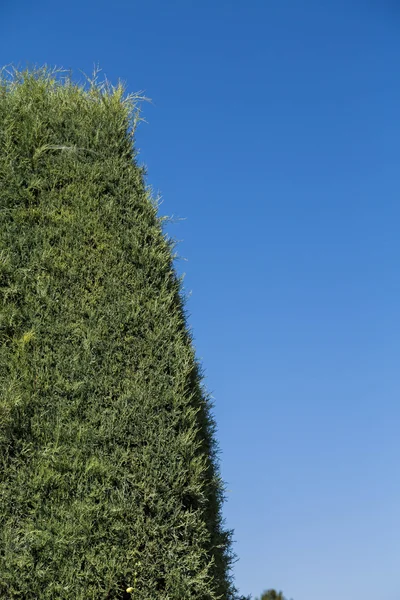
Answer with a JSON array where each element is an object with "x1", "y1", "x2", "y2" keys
[{"x1": 2, "y1": 1, "x2": 399, "y2": 599}]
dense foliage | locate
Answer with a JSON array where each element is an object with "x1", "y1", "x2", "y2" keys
[
  {"x1": 257, "y1": 590, "x2": 287, "y2": 600},
  {"x1": 0, "y1": 68, "x2": 235, "y2": 599}
]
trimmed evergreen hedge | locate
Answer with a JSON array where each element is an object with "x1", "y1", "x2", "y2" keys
[{"x1": 0, "y1": 68, "x2": 235, "y2": 599}]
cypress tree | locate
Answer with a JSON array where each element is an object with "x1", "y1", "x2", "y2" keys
[{"x1": 0, "y1": 68, "x2": 235, "y2": 599}]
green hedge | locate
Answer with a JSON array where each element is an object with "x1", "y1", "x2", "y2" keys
[{"x1": 0, "y1": 68, "x2": 235, "y2": 599}]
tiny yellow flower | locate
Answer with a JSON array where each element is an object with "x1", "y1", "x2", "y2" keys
[
  {"x1": 20, "y1": 330, "x2": 35, "y2": 345},
  {"x1": 126, "y1": 588, "x2": 134, "y2": 594}
]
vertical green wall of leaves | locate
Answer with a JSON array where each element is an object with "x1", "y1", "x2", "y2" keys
[{"x1": 0, "y1": 68, "x2": 235, "y2": 599}]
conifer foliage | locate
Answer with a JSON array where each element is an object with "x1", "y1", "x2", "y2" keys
[{"x1": 0, "y1": 68, "x2": 235, "y2": 599}]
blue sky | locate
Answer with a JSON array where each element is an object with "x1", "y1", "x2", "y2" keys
[{"x1": 2, "y1": 1, "x2": 400, "y2": 598}]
